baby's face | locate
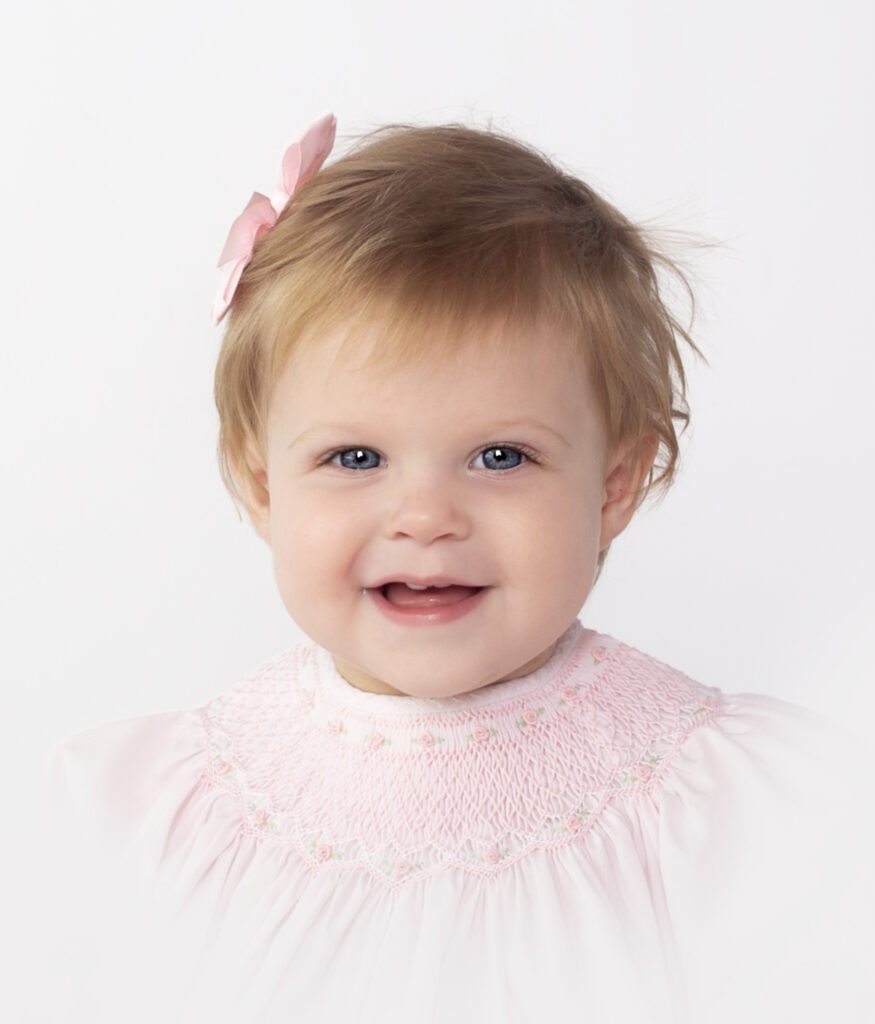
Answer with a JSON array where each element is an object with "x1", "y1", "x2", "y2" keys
[{"x1": 247, "y1": 319, "x2": 636, "y2": 697}]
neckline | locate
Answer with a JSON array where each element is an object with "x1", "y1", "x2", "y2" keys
[{"x1": 309, "y1": 619, "x2": 593, "y2": 720}]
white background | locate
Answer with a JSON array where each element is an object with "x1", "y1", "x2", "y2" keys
[{"x1": 2, "y1": 0, "x2": 873, "y2": 799}]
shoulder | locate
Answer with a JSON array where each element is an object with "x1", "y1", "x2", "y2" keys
[
  {"x1": 43, "y1": 647, "x2": 292, "y2": 827},
  {"x1": 44, "y1": 709, "x2": 206, "y2": 849},
  {"x1": 576, "y1": 630, "x2": 721, "y2": 723},
  {"x1": 576, "y1": 628, "x2": 870, "y2": 799},
  {"x1": 582, "y1": 627, "x2": 865, "y2": 755},
  {"x1": 568, "y1": 630, "x2": 723, "y2": 777},
  {"x1": 599, "y1": 635, "x2": 875, "y2": 1021},
  {"x1": 43, "y1": 644, "x2": 312, "y2": 849}
]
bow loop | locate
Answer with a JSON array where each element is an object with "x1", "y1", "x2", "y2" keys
[
  {"x1": 217, "y1": 192, "x2": 276, "y2": 267},
  {"x1": 211, "y1": 113, "x2": 337, "y2": 326}
]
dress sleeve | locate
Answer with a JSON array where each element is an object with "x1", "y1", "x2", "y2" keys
[
  {"x1": 34, "y1": 710, "x2": 232, "y2": 1024},
  {"x1": 657, "y1": 694, "x2": 875, "y2": 1023}
]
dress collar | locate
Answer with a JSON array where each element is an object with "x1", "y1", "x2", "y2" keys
[{"x1": 307, "y1": 619, "x2": 592, "y2": 722}]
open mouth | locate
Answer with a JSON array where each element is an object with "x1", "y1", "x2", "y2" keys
[
  {"x1": 366, "y1": 581, "x2": 489, "y2": 625},
  {"x1": 379, "y1": 582, "x2": 484, "y2": 608}
]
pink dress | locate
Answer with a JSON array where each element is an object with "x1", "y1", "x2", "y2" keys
[{"x1": 38, "y1": 621, "x2": 874, "y2": 1023}]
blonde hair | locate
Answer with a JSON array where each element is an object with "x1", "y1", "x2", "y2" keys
[{"x1": 214, "y1": 121, "x2": 705, "y2": 575}]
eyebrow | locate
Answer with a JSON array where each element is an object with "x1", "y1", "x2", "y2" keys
[
  {"x1": 287, "y1": 424, "x2": 377, "y2": 449},
  {"x1": 478, "y1": 419, "x2": 571, "y2": 447},
  {"x1": 288, "y1": 419, "x2": 571, "y2": 449}
]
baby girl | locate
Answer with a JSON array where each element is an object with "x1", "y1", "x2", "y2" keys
[{"x1": 42, "y1": 113, "x2": 872, "y2": 1023}]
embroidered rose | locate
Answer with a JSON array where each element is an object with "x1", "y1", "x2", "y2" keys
[
  {"x1": 418, "y1": 732, "x2": 435, "y2": 747},
  {"x1": 560, "y1": 687, "x2": 577, "y2": 702},
  {"x1": 521, "y1": 709, "x2": 539, "y2": 726},
  {"x1": 591, "y1": 647, "x2": 607, "y2": 663},
  {"x1": 635, "y1": 765, "x2": 653, "y2": 782},
  {"x1": 316, "y1": 844, "x2": 332, "y2": 862},
  {"x1": 328, "y1": 720, "x2": 343, "y2": 736},
  {"x1": 472, "y1": 725, "x2": 490, "y2": 742},
  {"x1": 484, "y1": 846, "x2": 500, "y2": 864},
  {"x1": 367, "y1": 733, "x2": 386, "y2": 750},
  {"x1": 567, "y1": 816, "x2": 583, "y2": 832},
  {"x1": 252, "y1": 809, "x2": 269, "y2": 827},
  {"x1": 396, "y1": 860, "x2": 411, "y2": 877}
]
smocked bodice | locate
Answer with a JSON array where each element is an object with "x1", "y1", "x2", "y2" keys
[{"x1": 199, "y1": 621, "x2": 722, "y2": 888}]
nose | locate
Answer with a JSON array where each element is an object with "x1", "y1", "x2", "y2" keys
[{"x1": 383, "y1": 482, "x2": 472, "y2": 544}]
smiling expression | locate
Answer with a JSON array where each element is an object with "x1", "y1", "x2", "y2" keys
[{"x1": 242, "y1": 319, "x2": 646, "y2": 697}]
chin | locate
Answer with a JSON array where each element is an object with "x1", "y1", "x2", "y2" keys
[
  {"x1": 410, "y1": 680, "x2": 486, "y2": 699},
  {"x1": 385, "y1": 663, "x2": 502, "y2": 700}
]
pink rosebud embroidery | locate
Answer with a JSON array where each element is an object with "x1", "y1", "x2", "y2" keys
[
  {"x1": 419, "y1": 732, "x2": 435, "y2": 747},
  {"x1": 215, "y1": 760, "x2": 231, "y2": 776},
  {"x1": 635, "y1": 765, "x2": 653, "y2": 782},
  {"x1": 567, "y1": 816, "x2": 583, "y2": 832},
  {"x1": 592, "y1": 647, "x2": 608, "y2": 663},
  {"x1": 316, "y1": 845, "x2": 332, "y2": 862},
  {"x1": 367, "y1": 733, "x2": 385, "y2": 749},
  {"x1": 328, "y1": 720, "x2": 343, "y2": 735},
  {"x1": 560, "y1": 687, "x2": 577, "y2": 702},
  {"x1": 521, "y1": 709, "x2": 539, "y2": 726},
  {"x1": 472, "y1": 725, "x2": 490, "y2": 742},
  {"x1": 485, "y1": 846, "x2": 500, "y2": 864},
  {"x1": 396, "y1": 860, "x2": 411, "y2": 877},
  {"x1": 252, "y1": 809, "x2": 269, "y2": 827}
]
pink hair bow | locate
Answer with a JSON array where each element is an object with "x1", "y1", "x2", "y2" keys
[{"x1": 211, "y1": 112, "x2": 337, "y2": 325}]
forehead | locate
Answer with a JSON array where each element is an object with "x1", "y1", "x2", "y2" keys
[
  {"x1": 266, "y1": 317, "x2": 608, "y2": 453},
  {"x1": 275, "y1": 315, "x2": 589, "y2": 397}
]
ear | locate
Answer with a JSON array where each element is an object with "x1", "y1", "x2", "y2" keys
[
  {"x1": 599, "y1": 434, "x2": 658, "y2": 551},
  {"x1": 232, "y1": 443, "x2": 272, "y2": 545}
]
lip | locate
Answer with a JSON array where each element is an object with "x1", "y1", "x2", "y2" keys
[
  {"x1": 368, "y1": 575, "x2": 482, "y2": 589},
  {"x1": 365, "y1": 583, "x2": 489, "y2": 626}
]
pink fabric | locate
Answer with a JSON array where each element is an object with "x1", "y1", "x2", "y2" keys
[
  {"x1": 36, "y1": 622, "x2": 875, "y2": 1022},
  {"x1": 210, "y1": 112, "x2": 336, "y2": 326}
]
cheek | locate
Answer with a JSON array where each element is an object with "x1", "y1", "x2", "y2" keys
[
  {"x1": 540, "y1": 514, "x2": 599, "y2": 572},
  {"x1": 269, "y1": 491, "x2": 367, "y2": 594},
  {"x1": 516, "y1": 488, "x2": 601, "y2": 589}
]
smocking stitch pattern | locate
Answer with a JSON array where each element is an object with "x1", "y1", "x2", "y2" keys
[{"x1": 200, "y1": 624, "x2": 723, "y2": 890}]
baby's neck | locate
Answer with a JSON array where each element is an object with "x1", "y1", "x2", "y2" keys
[{"x1": 332, "y1": 640, "x2": 558, "y2": 698}]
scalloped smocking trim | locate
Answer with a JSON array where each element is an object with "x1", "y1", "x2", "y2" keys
[{"x1": 196, "y1": 631, "x2": 723, "y2": 890}]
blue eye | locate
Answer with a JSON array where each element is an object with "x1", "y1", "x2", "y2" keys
[
  {"x1": 472, "y1": 446, "x2": 528, "y2": 471},
  {"x1": 329, "y1": 447, "x2": 382, "y2": 470}
]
